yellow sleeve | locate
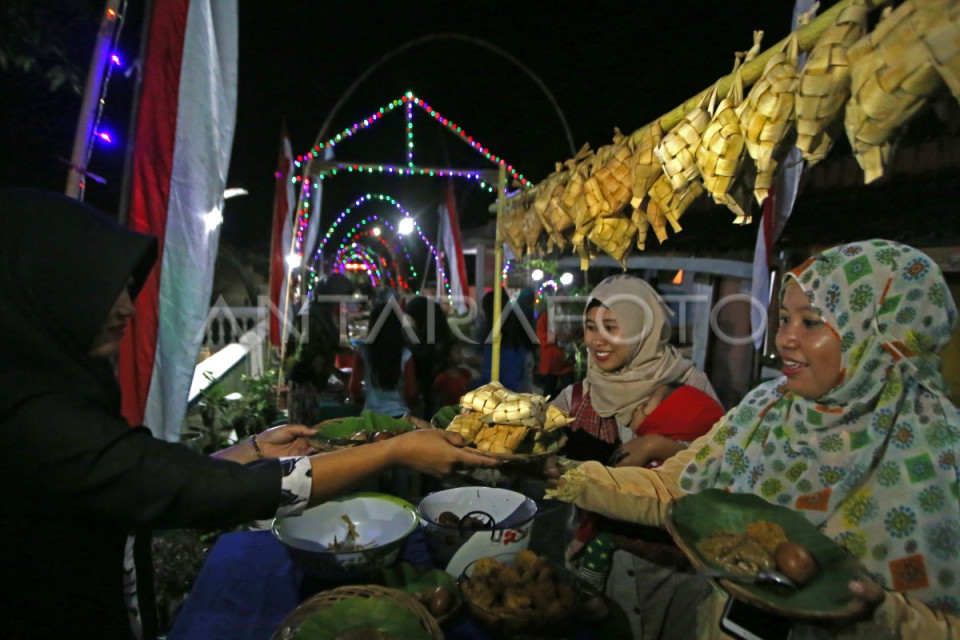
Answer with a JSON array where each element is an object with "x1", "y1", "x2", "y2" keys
[
  {"x1": 854, "y1": 591, "x2": 960, "y2": 639},
  {"x1": 547, "y1": 427, "x2": 717, "y2": 526}
]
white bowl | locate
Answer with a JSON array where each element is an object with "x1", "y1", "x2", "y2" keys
[
  {"x1": 418, "y1": 486, "x2": 538, "y2": 577},
  {"x1": 272, "y1": 492, "x2": 418, "y2": 576}
]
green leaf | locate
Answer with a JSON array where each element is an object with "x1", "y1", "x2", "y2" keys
[{"x1": 292, "y1": 597, "x2": 431, "y2": 639}]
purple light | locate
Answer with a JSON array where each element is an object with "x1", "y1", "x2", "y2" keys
[
  {"x1": 110, "y1": 53, "x2": 122, "y2": 66},
  {"x1": 95, "y1": 131, "x2": 114, "y2": 144}
]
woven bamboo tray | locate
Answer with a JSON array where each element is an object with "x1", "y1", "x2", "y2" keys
[{"x1": 271, "y1": 584, "x2": 444, "y2": 640}]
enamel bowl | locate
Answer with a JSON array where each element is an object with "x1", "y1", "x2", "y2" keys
[{"x1": 272, "y1": 492, "x2": 419, "y2": 576}]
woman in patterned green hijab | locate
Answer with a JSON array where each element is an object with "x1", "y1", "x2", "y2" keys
[
  {"x1": 549, "y1": 240, "x2": 959, "y2": 636},
  {"x1": 680, "y1": 239, "x2": 959, "y2": 614}
]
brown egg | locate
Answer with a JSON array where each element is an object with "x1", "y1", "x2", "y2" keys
[
  {"x1": 460, "y1": 515, "x2": 487, "y2": 530},
  {"x1": 423, "y1": 585, "x2": 453, "y2": 616},
  {"x1": 371, "y1": 430, "x2": 398, "y2": 442},
  {"x1": 774, "y1": 541, "x2": 818, "y2": 586},
  {"x1": 437, "y1": 511, "x2": 461, "y2": 528}
]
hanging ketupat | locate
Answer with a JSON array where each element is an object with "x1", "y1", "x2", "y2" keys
[
  {"x1": 916, "y1": 0, "x2": 960, "y2": 102},
  {"x1": 696, "y1": 40, "x2": 757, "y2": 225},
  {"x1": 655, "y1": 87, "x2": 715, "y2": 192},
  {"x1": 543, "y1": 171, "x2": 575, "y2": 249},
  {"x1": 531, "y1": 171, "x2": 567, "y2": 251},
  {"x1": 593, "y1": 128, "x2": 635, "y2": 214},
  {"x1": 740, "y1": 13, "x2": 809, "y2": 206},
  {"x1": 587, "y1": 213, "x2": 637, "y2": 266},
  {"x1": 644, "y1": 173, "x2": 703, "y2": 244},
  {"x1": 845, "y1": 0, "x2": 944, "y2": 183},
  {"x1": 795, "y1": 1, "x2": 869, "y2": 165},
  {"x1": 628, "y1": 122, "x2": 664, "y2": 207}
]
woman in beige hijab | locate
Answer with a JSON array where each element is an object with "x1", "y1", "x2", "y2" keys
[{"x1": 550, "y1": 274, "x2": 722, "y2": 640}]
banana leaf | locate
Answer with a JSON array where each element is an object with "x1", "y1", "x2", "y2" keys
[
  {"x1": 430, "y1": 405, "x2": 460, "y2": 430},
  {"x1": 312, "y1": 410, "x2": 414, "y2": 441},
  {"x1": 291, "y1": 597, "x2": 430, "y2": 640},
  {"x1": 666, "y1": 489, "x2": 863, "y2": 622}
]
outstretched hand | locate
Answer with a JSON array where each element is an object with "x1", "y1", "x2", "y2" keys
[
  {"x1": 843, "y1": 579, "x2": 886, "y2": 620},
  {"x1": 386, "y1": 429, "x2": 500, "y2": 477},
  {"x1": 613, "y1": 434, "x2": 683, "y2": 467},
  {"x1": 255, "y1": 424, "x2": 320, "y2": 458},
  {"x1": 401, "y1": 413, "x2": 434, "y2": 430}
]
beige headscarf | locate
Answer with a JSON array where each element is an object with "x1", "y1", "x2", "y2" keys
[{"x1": 583, "y1": 275, "x2": 694, "y2": 425}]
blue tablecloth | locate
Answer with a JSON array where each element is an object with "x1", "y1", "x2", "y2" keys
[{"x1": 167, "y1": 526, "x2": 604, "y2": 640}]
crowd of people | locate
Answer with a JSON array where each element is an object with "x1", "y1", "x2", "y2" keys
[{"x1": 3, "y1": 187, "x2": 958, "y2": 640}]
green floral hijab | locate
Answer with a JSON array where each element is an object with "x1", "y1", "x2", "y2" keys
[{"x1": 681, "y1": 240, "x2": 960, "y2": 613}]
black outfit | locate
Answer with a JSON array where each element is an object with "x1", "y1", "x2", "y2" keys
[{"x1": 0, "y1": 190, "x2": 283, "y2": 639}]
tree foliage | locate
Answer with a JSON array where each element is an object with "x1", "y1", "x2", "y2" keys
[{"x1": 0, "y1": 0, "x2": 95, "y2": 95}]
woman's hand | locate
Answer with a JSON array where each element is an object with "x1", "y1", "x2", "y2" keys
[
  {"x1": 385, "y1": 429, "x2": 500, "y2": 477},
  {"x1": 613, "y1": 434, "x2": 683, "y2": 467},
  {"x1": 401, "y1": 414, "x2": 434, "y2": 430},
  {"x1": 843, "y1": 579, "x2": 886, "y2": 620},
  {"x1": 255, "y1": 424, "x2": 320, "y2": 458}
]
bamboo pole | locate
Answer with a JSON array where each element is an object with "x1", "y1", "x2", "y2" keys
[
  {"x1": 630, "y1": 0, "x2": 887, "y2": 146},
  {"x1": 491, "y1": 164, "x2": 507, "y2": 383},
  {"x1": 66, "y1": 0, "x2": 123, "y2": 199}
]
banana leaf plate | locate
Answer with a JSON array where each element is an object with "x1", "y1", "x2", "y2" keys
[
  {"x1": 311, "y1": 410, "x2": 414, "y2": 449},
  {"x1": 665, "y1": 489, "x2": 865, "y2": 622},
  {"x1": 271, "y1": 586, "x2": 438, "y2": 640}
]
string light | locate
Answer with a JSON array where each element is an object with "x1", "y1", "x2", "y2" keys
[
  {"x1": 291, "y1": 92, "x2": 528, "y2": 187},
  {"x1": 407, "y1": 100, "x2": 414, "y2": 168},
  {"x1": 340, "y1": 221, "x2": 415, "y2": 284},
  {"x1": 308, "y1": 193, "x2": 451, "y2": 301},
  {"x1": 77, "y1": 0, "x2": 129, "y2": 196}
]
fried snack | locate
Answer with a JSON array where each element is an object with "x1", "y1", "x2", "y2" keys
[
  {"x1": 513, "y1": 549, "x2": 544, "y2": 578},
  {"x1": 746, "y1": 520, "x2": 788, "y2": 554},
  {"x1": 463, "y1": 553, "x2": 576, "y2": 621}
]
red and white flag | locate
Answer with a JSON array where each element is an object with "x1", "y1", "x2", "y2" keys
[
  {"x1": 269, "y1": 132, "x2": 295, "y2": 347},
  {"x1": 118, "y1": 0, "x2": 238, "y2": 440},
  {"x1": 749, "y1": 0, "x2": 815, "y2": 351},
  {"x1": 438, "y1": 181, "x2": 469, "y2": 312}
]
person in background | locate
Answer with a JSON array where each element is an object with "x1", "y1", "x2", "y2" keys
[
  {"x1": 285, "y1": 273, "x2": 356, "y2": 425},
  {"x1": 349, "y1": 301, "x2": 418, "y2": 419},
  {"x1": 536, "y1": 302, "x2": 576, "y2": 400},
  {"x1": 548, "y1": 274, "x2": 722, "y2": 639},
  {"x1": 475, "y1": 288, "x2": 538, "y2": 393},
  {"x1": 434, "y1": 341, "x2": 479, "y2": 408},
  {"x1": 549, "y1": 240, "x2": 960, "y2": 639},
  {"x1": 0, "y1": 189, "x2": 499, "y2": 639},
  {"x1": 405, "y1": 295, "x2": 453, "y2": 418}
]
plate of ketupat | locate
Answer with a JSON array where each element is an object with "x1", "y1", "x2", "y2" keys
[
  {"x1": 666, "y1": 489, "x2": 865, "y2": 622},
  {"x1": 434, "y1": 382, "x2": 571, "y2": 460}
]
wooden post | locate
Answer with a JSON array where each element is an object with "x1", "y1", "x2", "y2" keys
[{"x1": 491, "y1": 164, "x2": 507, "y2": 383}]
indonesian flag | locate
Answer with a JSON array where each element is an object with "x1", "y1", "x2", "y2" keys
[
  {"x1": 269, "y1": 132, "x2": 295, "y2": 347},
  {"x1": 437, "y1": 181, "x2": 469, "y2": 313},
  {"x1": 118, "y1": 0, "x2": 238, "y2": 441},
  {"x1": 749, "y1": 0, "x2": 814, "y2": 350}
]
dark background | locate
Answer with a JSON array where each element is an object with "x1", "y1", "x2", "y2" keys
[{"x1": 1, "y1": 0, "x2": 801, "y2": 261}]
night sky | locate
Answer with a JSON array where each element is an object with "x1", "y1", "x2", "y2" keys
[{"x1": 1, "y1": 0, "x2": 800, "y2": 260}]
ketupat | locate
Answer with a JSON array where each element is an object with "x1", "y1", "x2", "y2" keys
[
  {"x1": 473, "y1": 424, "x2": 530, "y2": 454},
  {"x1": 795, "y1": 1, "x2": 868, "y2": 164}
]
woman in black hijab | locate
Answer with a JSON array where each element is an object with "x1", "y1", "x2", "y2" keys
[{"x1": 0, "y1": 189, "x2": 497, "y2": 639}]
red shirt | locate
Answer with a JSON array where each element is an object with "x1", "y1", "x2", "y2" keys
[{"x1": 537, "y1": 312, "x2": 574, "y2": 376}]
